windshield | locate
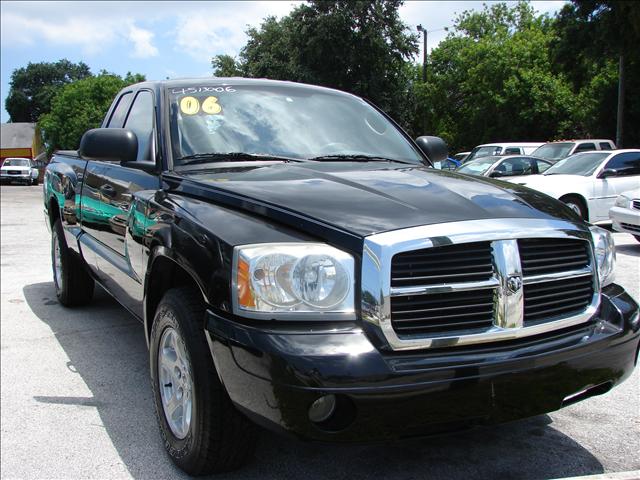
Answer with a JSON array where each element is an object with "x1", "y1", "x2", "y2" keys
[
  {"x1": 3, "y1": 159, "x2": 28, "y2": 167},
  {"x1": 466, "y1": 146, "x2": 501, "y2": 162},
  {"x1": 544, "y1": 152, "x2": 609, "y2": 176},
  {"x1": 456, "y1": 156, "x2": 498, "y2": 175},
  {"x1": 168, "y1": 84, "x2": 424, "y2": 165},
  {"x1": 532, "y1": 142, "x2": 574, "y2": 161}
]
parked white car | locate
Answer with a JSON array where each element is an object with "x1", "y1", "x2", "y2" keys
[
  {"x1": 531, "y1": 139, "x2": 615, "y2": 163},
  {"x1": 0, "y1": 157, "x2": 39, "y2": 185},
  {"x1": 506, "y1": 149, "x2": 640, "y2": 223},
  {"x1": 609, "y1": 188, "x2": 640, "y2": 241},
  {"x1": 465, "y1": 142, "x2": 544, "y2": 162}
]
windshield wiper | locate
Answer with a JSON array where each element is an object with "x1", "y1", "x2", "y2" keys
[
  {"x1": 308, "y1": 154, "x2": 414, "y2": 165},
  {"x1": 177, "y1": 152, "x2": 304, "y2": 166}
]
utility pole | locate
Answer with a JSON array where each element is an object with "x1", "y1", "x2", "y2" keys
[
  {"x1": 417, "y1": 25, "x2": 427, "y2": 133},
  {"x1": 616, "y1": 54, "x2": 624, "y2": 148}
]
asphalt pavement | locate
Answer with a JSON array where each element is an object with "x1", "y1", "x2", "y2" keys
[{"x1": 1, "y1": 185, "x2": 639, "y2": 480}]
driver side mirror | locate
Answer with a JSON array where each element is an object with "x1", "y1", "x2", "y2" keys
[
  {"x1": 598, "y1": 168, "x2": 617, "y2": 179},
  {"x1": 489, "y1": 171, "x2": 505, "y2": 178},
  {"x1": 415, "y1": 136, "x2": 448, "y2": 164},
  {"x1": 79, "y1": 128, "x2": 138, "y2": 164}
]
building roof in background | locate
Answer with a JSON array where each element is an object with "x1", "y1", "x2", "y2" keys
[{"x1": 1, "y1": 123, "x2": 37, "y2": 149}]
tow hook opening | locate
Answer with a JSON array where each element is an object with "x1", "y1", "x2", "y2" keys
[{"x1": 561, "y1": 381, "x2": 614, "y2": 408}]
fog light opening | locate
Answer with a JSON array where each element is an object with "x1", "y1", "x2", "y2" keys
[
  {"x1": 308, "y1": 394, "x2": 356, "y2": 432},
  {"x1": 308, "y1": 394, "x2": 336, "y2": 424}
]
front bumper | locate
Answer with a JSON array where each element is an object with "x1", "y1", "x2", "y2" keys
[
  {"x1": 205, "y1": 284, "x2": 639, "y2": 442},
  {"x1": 1, "y1": 173, "x2": 32, "y2": 182},
  {"x1": 610, "y1": 206, "x2": 640, "y2": 235}
]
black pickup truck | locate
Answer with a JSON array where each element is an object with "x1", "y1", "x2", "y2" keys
[{"x1": 44, "y1": 78, "x2": 639, "y2": 475}]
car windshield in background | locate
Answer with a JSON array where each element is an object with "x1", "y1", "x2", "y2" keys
[
  {"x1": 456, "y1": 156, "x2": 499, "y2": 175},
  {"x1": 3, "y1": 159, "x2": 28, "y2": 167},
  {"x1": 168, "y1": 84, "x2": 424, "y2": 165},
  {"x1": 466, "y1": 146, "x2": 499, "y2": 162},
  {"x1": 532, "y1": 142, "x2": 574, "y2": 161},
  {"x1": 543, "y1": 152, "x2": 609, "y2": 176}
]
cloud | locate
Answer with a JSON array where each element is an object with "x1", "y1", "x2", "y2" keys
[
  {"x1": 128, "y1": 24, "x2": 159, "y2": 58},
  {"x1": 0, "y1": 4, "x2": 159, "y2": 58},
  {"x1": 172, "y1": 1, "x2": 302, "y2": 62}
]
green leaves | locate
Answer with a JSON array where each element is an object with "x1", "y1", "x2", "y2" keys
[
  {"x1": 38, "y1": 73, "x2": 145, "y2": 155},
  {"x1": 5, "y1": 59, "x2": 92, "y2": 123}
]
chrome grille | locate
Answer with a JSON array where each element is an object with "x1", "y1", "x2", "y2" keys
[
  {"x1": 632, "y1": 199, "x2": 640, "y2": 210},
  {"x1": 361, "y1": 219, "x2": 599, "y2": 351},
  {"x1": 621, "y1": 222, "x2": 640, "y2": 233},
  {"x1": 391, "y1": 242, "x2": 493, "y2": 287}
]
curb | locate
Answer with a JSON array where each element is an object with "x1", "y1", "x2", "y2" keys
[{"x1": 553, "y1": 471, "x2": 640, "y2": 480}]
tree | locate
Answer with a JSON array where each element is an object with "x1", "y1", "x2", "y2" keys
[
  {"x1": 5, "y1": 59, "x2": 92, "y2": 123},
  {"x1": 552, "y1": 1, "x2": 640, "y2": 147},
  {"x1": 212, "y1": 55, "x2": 243, "y2": 77},
  {"x1": 39, "y1": 72, "x2": 145, "y2": 154},
  {"x1": 415, "y1": 2, "x2": 578, "y2": 151},
  {"x1": 213, "y1": 0, "x2": 418, "y2": 127}
]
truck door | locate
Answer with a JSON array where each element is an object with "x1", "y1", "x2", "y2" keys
[{"x1": 80, "y1": 89, "x2": 160, "y2": 318}]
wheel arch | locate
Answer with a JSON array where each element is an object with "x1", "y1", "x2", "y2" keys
[
  {"x1": 559, "y1": 193, "x2": 589, "y2": 221},
  {"x1": 144, "y1": 248, "x2": 210, "y2": 347}
]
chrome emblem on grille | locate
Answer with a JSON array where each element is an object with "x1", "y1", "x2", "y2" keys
[{"x1": 507, "y1": 275, "x2": 523, "y2": 294}]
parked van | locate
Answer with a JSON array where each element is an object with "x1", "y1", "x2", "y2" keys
[
  {"x1": 531, "y1": 139, "x2": 615, "y2": 163},
  {"x1": 465, "y1": 142, "x2": 544, "y2": 162}
]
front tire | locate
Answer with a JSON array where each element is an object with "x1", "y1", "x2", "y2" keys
[
  {"x1": 150, "y1": 287, "x2": 257, "y2": 475},
  {"x1": 52, "y1": 219, "x2": 94, "y2": 306}
]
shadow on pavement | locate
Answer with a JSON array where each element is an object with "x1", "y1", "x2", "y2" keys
[
  {"x1": 616, "y1": 243, "x2": 639, "y2": 257},
  {"x1": 24, "y1": 281, "x2": 605, "y2": 480}
]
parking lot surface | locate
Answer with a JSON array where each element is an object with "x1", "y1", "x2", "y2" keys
[{"x1": 1, "y1": 185, "x2": 639, "y2": 480}]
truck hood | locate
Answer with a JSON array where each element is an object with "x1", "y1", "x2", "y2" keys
[{"x1": 179, "y1": 162, "x2": 578, "y2": 237}]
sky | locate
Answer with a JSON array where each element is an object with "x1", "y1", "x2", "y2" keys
[{"x1": 0, "y1": 0, "x2": 566, "y2": 123}]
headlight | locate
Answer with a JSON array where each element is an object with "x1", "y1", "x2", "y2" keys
[
  {"x1": 589, "y1": 226, "x2": 615, "y2": 287},
  {"x1": 614, "y1": 195, "x2": 630, "y2": 208},
  {"x1": 233, "y1": 243, "x2": 355, "y2": 319}
]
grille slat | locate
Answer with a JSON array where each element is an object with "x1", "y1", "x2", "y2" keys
[
  {"x1": 518, "y1": 238, "x2": 589, "y2": 276},
  {"x1": 632, "y1": 199, "x2": 640, "y2": 210},
  {"x1": 523, "y1": 276, "x2": 593, "y2": 325},
  {"x1": 391, "y1": 242, "x2": 493, "y2": 287}
]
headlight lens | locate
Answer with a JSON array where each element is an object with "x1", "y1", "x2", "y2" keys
[
  {"x1": 614, "y1": 195, "x2": 630, "y2": 208},
  {"x1": 589, "y1": 226, "x2": 615, "y2": 287},
  {"x1": 233, "y1": 243, "x2": 355, "y2": 319}
]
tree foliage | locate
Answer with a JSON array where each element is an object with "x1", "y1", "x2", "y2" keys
[
  {"x1": 5, "y1": 59, "x2": 92, "y2": 123},
  {"x1": 214, "y1": 0, "x2": 419, "y2": 127},
  {"x1": 552, "y1": 1, "x2": 640, "y2": 146},
  {"x1": 416, "y1": 2, "x2": 580, "y2": 151},
  {"x1": 38, "y1": 72, "x2": 145, "y2": 154}
]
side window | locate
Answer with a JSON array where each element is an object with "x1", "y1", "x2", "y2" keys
[
  {"x1": 496, "y1": 157, "x2": 535, "y2": 176},
  {"x1": 106, "y1": 92, "x2": 133, "y2": 128},
  {"x1": 604, "y1": 153, "x2": 640, "y2": 176},
  {"x1": 599, "y1": 142, "x2": 612, "y2": 150},
  {"x1": 124, "y1": 91, "x2": 154, "y2": 161},
  {"x1": 504, "y1": 147, "x2": 521, "y2": 155},
  {"x1": 574, "y1": 142, "x2": 596, "y2": 153},
  {"x1": 536, "y1": 160, "x2": 552, "y2": 173}
]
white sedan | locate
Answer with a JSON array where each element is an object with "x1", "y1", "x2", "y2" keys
[
  {"x1": 609, "y1": 188, "x2": 640, "y2": 241},
  {"x1": 506, "y1": 149, "x2": 640, "y2": 223}
]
